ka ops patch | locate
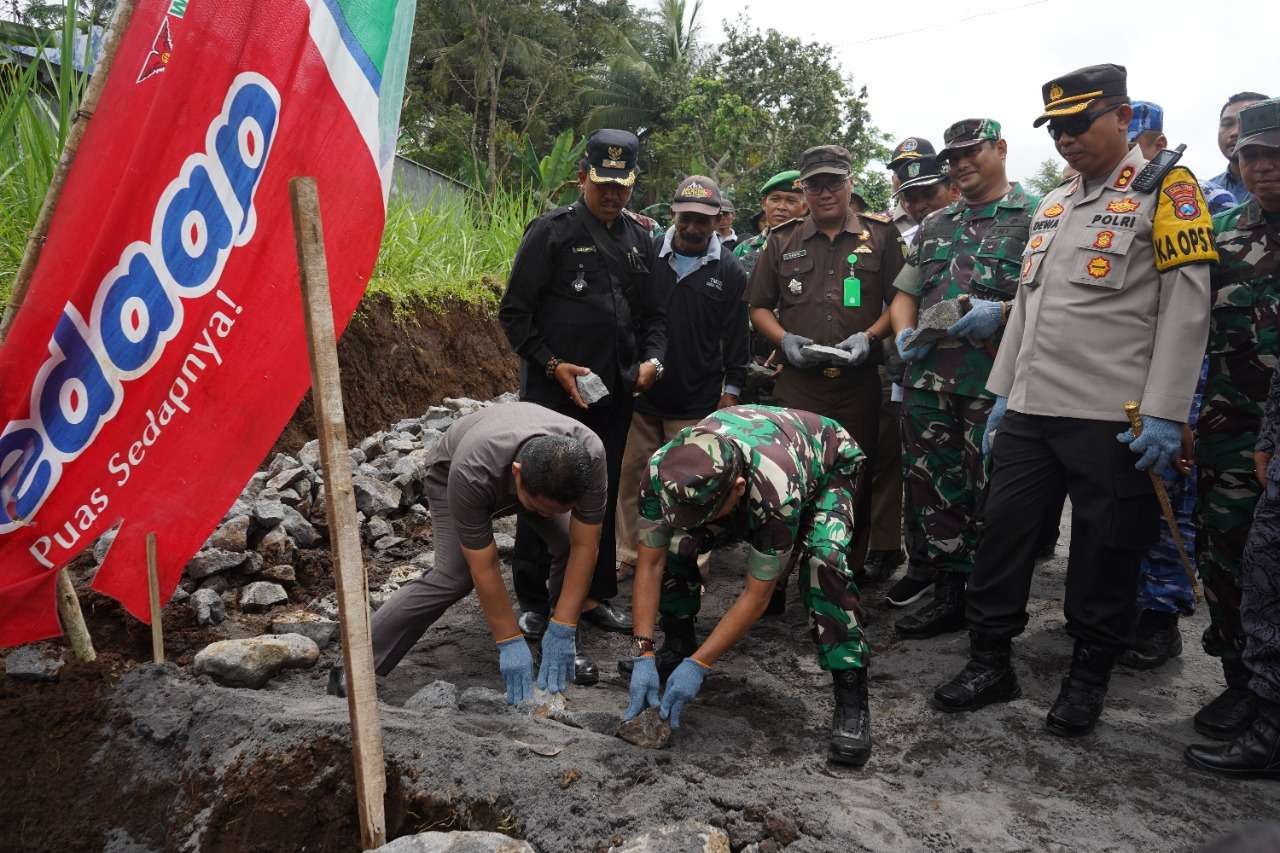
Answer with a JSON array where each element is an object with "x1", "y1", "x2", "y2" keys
[{"x1": 1152, "y1": 166, "x2": 1218, "y2": 272}]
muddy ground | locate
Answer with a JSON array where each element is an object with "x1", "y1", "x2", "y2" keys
[{"x1": 4, "y1": 504, "x2": 1280, "y2": 853}]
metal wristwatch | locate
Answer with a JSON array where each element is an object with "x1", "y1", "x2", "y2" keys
[{"x1": 646, "y1": 357, "x2": 664, "y2": 379}]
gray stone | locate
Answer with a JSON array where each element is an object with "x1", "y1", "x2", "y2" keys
[
  {"x1": 274, "y1": 487, "x2": 302, "y2": 506},
  {"x1": 267, "y1": 466, "x2": 309, "y2": 493},
  {"x1": 369, "y1": 583, "x2": 398, "y2": 611},
  {"x1": 404, "y1": 680, "x2": 459, "y2": 712},
  {"x1": 241, "y1": 470, "x2": 271, "y2": 499},
  {"x1": 411, "y1": 550, "x2": 436, "y2": 570},
  {"x1": 192, "y1": 634, "x2": 318, "y2": 688},
  {"x1": 198, "y1": 575, "x2": 229, "y2": 595},
  {"x1": 385, "y1": 437, "x2": 417, "y2": 454},
  {"x1": 393, "y1": 418, "x2": 423, "y2": 435},
  {"x1": 267, "y1": 453, "x2": 300, "y2": 477},
  {"x1": 257, "y1": 525, "x2": 297, "y2": 565},
  {"x1": 169, "y1": 586, "x2": 190, "y2": 605},
  {"x1": 493, "y1": 533, "x2": 516, "y2": 556},
  {"x1": 801, "y1": 343, "x2": 854, "y2": 364},
  {"x1": 575, "y1": 371, "x2": 610, "y2": 405},
  {"x1": 298, "y1": 439, "x2": 322, "y2": 470},
  {"x1": 252, "y1": 497, "x2": 287, "y2": 528},
  {"x1": 186, "y1": 548, "x2": 247, "y2": 580},
  {"x1": 309, "y1": 593, "x2": 339, "y2": 621},
  {"x1": 358, "y1": 433, "x2": 385, "y2": 460},
  {"x1": 259, "y1": 563, "x2": 296, "y2": 584},
  {"x1": 279, "y1": 505, "x2": 320, "y2": 547},
  {"x1": 207, "y1": 515, "x2": 250, "y2": 552},
  {"x1": 616, "y1": 707, "x2": 671, "y2": 749},
  {"x1": 374, "y1": 831, "x2": 534, "y2": 853},
  {"x1": 348, "y1": 447, "x2": 367, "y2": 466},
  {"x1": 93, "y1": 527, "x2": 118, "y2": 563},
  {"x1": 353, "y1": 475, "x2": 401, "y2": 515},
  {"x1": 608, "y1": 822, "x2": 731, "y2": 853},
  {"x1": 367, "y1": 516, "x2": 394, "y2": 542},
  {"x1": 442, "y1": 397, "x2": 484, "y2": 411},
  {"x1": 375, "y1": 535, "x2": 407, "y2": 551},
  {"x1": 408, "y1": 503, "x2": 430, "y2": 521},
  {"x1": 902, "y1": 297, "x2": 965, "y2": 350},
  {"x1": 272, "y1": 611, "x2": 338, "y2": 647},
  {"x1": 239, "y1": 581, "x2": 288, "y2": 612},
  {"x1": 458, "y1": 686, "x2": 509, "y2": 714},
  {"x1": 387, "y1": 564, "x2": 420, "y2": 586},
  {"x1": 5, "y1": 646, "x2": 64, "y2": 681}
]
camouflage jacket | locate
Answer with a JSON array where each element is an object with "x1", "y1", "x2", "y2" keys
[
  {"x1": 898, "y1": 182, "x2": 1039, "y2": 398},
  {"x1": 1203, "y1": 199, "x2": 1280, "y2": 425},
  {"x1": 636, "y1": 405, "x2": 864, "y2": 580},
  {"x1": 733, "y1": 229, "x2": 769, "y2": 277}
]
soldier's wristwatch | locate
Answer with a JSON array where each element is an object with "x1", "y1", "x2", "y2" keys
[
  {"x1": 631, "y1": 636, "x2": 656, "y2": 656},
  {"x1": 646, "y1": 358, "x2": 664, "y2": 379}
]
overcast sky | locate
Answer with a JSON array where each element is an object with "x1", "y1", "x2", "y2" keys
[{"x1": 641, "y1": 0, "x2": 1274, "y2": 186}]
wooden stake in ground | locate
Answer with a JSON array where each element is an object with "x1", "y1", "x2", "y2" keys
[
  {"x1": 0, "y1": 1, "x2": 141, "y2": 663},
  {"x1": 290, "y1": 176, "x2": 386, "y2": 851},
  {"x1": 145, "y1": 533, "x2": 164, "y2": 663}
]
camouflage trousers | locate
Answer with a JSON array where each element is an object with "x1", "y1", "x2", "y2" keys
[
  {"x1": 1196, "y1": 414, "x2": 1261, "y2": 661},
  {"x1": 1136, "y1": 463, "x2": 1198, "y2": 616},
  {"x1": 1243, "y1": 487, "x2": 1280, "y2": 704},
  {"x1": 901, "y1": 388, "x2": 991, "y2": 576},
  {"x1": 657, "y1": 470, "x2": 868, "y2": 670}
]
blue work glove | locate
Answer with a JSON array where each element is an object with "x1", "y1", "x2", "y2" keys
[
  {"x1": 895, "y1": 327, "x2": 933, "y2": 363},
  {"x1": 982, "y1": 395, "x2": 1008, "y2": 455},
  {"x1": 659, "y1": 657, "x2": 710, "y2": 729},
  {"x1": 1117, "y1": 415, "x2": 1182, "y2": 477},
  {"x1": 781, "y1": 333, "x2": 818, "y2": 368},
  {"x1": 946, "y1": 298, "x2": 1004, "y2": 343},
  {"x1": 536, "y1": 619, "x2": 577, "y2": 694},
  {"x1": 837, "y1": 332, "x2": 872, "y2": 366},
  {"x1": 623, "y1": 655, "x2": 661, "y2": 721},
  {"x1": 497, "y1": 635, "x2": 534, "y2": 705}
]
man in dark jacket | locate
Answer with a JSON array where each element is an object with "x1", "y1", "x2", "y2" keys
[{"x1": 498, "y1": 130, "x2": 667, "y2": 681}]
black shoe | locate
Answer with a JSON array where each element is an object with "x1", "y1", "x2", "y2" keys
[
  {"x1": 1185, "y1": 699, "x2": 1280, "y2": 780},
  {"x1": 518, "y1": 610, "x2": 548, "y2": 640},
  {"x1": 573, "y1": 651, "x2": 599, "y2": 686},
  {"x1": 829, "y1": 668, "x2": 872, "y2": 767},
  {"x1": 886, "y1": 574, "x2": 933, "y2": 608},
  {"x1": 862, "y1": 549, "x2": 905, "y2": 586},
  {"x1": 327, "y1": 666, "x2": 347, "y2": 698},
  {"x1": 581, "y1": 601, "x2": 632, "y2": 634},
  {"x1": 933, "y1": 632, "x2": 1021, "y2": 712},
  {"x1": 895, "y1": 572, "x2": 966, "y2": 639},
  {"x1": 617, "y1": 616, "x2": 697, "y2": 680},
  {"x1": 1195, "y1": 687, "x2": 1259, "y2": 741},
  {"x1": 765, "y1": 585, "x2": 787, "y2": 617},
  {"x1": 1117, "y1": 610, "x2": 1182, "y2": 670},
  {"x1": 1045, "y1": 642, "x2": 1117, "y2": 737}
]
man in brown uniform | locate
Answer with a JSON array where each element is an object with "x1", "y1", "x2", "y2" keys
[{"x1": 748, "y1": 145, "x2": 906, "y2": 572}]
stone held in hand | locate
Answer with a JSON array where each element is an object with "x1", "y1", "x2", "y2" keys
[
  {"x1": 801, "y1": 343, "x2": 854, "y2": 364},
  {"x1": 616, "y1": 706, "x2": 672, "y2": 749},
  {"x1": 576, "y1": 371, "x2": 610, "y2": 405},
  {"x1": 901, "y1": 297, "x2": 966, "y2": 351}
]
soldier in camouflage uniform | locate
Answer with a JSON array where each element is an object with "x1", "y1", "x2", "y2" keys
[
  {"x1": 618, "y1": 405, "x2": 873, "y2": 766},
  {"x1": 1193, "y1": 98, "x2": 1280, "y2": 745},
  {"x1": 886, "y1": 119, "x2": 1039, "y2": 638}
]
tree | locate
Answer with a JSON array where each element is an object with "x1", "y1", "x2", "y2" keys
[{"x1": 1027, "y1": 158, "x2": 1066, "y2": 196}]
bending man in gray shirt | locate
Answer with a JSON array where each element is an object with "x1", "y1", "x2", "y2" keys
[{"x1": 346, "y1": 402, "x2": 607, "y2": 703}]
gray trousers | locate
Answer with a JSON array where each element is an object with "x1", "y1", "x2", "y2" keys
[
  {"x1": 1243, "y1": 489, "x2": 1280, "y2": 704},
  {"x1": 370, "y1": 481, "x2": 570, "y2": 676}
]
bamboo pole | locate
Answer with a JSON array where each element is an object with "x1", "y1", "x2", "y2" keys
[
  {"x1": 290, "y1": 177, "x2": 386, "y2": 850},
  {"x1": 146, "y1": 533, "x2": 164, "y2": 663},
  {"x1": 0, "y1": 1, "x2": 139, "y2": 662}
]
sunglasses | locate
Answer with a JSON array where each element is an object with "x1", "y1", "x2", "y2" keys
[
  {"x1": 1047, "y1": 102, "x2": 1124, "y2": 141},
  {"x1": 801, "y1": 175, "x2": 850, "y2": 195}
]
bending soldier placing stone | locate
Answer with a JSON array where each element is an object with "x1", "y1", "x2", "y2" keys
[
  {"x1": 618, "y1": 405, "x2": 873, "y2": 767},
  {"x1": 329, "y1": 402, "x2": 607, "y2": 704}
]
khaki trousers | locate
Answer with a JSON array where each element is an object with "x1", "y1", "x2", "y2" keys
[{"x1": 615, "y1": 411, "x2": 703, "y2": 568}]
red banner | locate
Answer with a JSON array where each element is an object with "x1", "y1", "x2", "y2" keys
[{"x1": 0, "y1": 0, "x2": 413, "y2": 645}]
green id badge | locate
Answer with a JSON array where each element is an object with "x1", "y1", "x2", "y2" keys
[{"x1": 843, "y1": 254, "x2": 861, "y2": 307}]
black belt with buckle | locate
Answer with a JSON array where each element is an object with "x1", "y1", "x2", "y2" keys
[{"x1": 822, "y1": 366, "x2": 843, "y2": 379}]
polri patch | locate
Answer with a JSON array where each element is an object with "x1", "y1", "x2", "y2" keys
[
  {"x1": 1087, "y1": 256, "x2": 1111, "y2": 278},
  {"x1": 1106, "y1": 198, "x2": 1139, "y2": 213}
]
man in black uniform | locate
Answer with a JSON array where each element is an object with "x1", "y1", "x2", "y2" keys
[{"x1": 498, "y1": 130, "x2": 667, "y2": 681}]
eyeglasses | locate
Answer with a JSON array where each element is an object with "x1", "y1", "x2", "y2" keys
[
  {"x1": 801, "y1": 176, "x2": 849, "y2": 195},
  {"x1": 1047, "y1": 102, "x2": 1124, "y2": 141}
]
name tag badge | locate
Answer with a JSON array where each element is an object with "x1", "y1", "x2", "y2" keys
[{"x1": 782, "y1": 249, "x2": 807, "y2": 261}]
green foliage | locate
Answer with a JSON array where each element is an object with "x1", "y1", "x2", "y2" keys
[
  {"x1": 514, "y1": 127, "x2": 587, "y2": 211},
  {"x1": 855, "y1": 169, "x2": 892, "y2": 214},
  {"x1": 1027, "y1": 158, "x2": 1066, "y2": 196},
  {"x1": 368, "y1": 189, "x2": 536, "y2": 309}
]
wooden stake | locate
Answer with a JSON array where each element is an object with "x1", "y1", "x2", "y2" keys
[
  {"x1": 146, "y1": 532, "x2": 164, "y2": 663},
  {"x1": 290, "y1": 176, "x2": 386, "y2": 850},
  {"x1": 0, "y1": 2, "x2": 140, "y2": 662}
]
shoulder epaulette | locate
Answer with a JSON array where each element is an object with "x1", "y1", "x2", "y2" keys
[
  {"x1": 861, "y1": 211, "x2": 890, "y2": 224},
  {"x1": 548, "y1": 205, "x2": 574, "y2": 218},
  {"x1": 773, "y1": 216, "x2": 806, "y2": 231}
]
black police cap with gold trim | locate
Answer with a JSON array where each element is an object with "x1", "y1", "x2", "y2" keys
[
  {"x1": 1034, "y1": 64, "x2": 1128, "y2": 128},
  {"x1": 585, "y1": 129, "x2": 639, "y2": 186}
]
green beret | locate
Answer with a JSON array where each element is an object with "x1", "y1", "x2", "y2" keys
[{"x1": 759, "y1": 170, "x2": 802, "y2": 197}]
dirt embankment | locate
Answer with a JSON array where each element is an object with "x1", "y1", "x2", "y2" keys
[{"x1": 274, "y1": 294, "x2": 518, "y2": 454}]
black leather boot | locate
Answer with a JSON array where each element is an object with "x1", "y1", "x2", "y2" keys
[
  {"x1": 862, "y1": 549, "x2": 904, "y2": 585},
  {"x1": 1194, "y1": 659, "x2": 1258, "y2": 740},
  {"x1": 617, "y1": 616, "x2": 697, "y2": 680},
  {"x1": 829, "y1": 668, "x2": 871, "y2": 767},
  {"x1": 1117, "y1": 609, "x2": 1182, "y2": 670},
  {"x1": 895, "y1": 572, "x2": 966, "y2": 639},
  {"x1": 1045, "y1": 642, "x2": 1118, "y2": 737},
  {"x1": 1185, "y1": 698, "x2": 1280, "y2": 780},
  {"x1": 933, "y1": 632, "x2": 1020, "y2": 712},
  {"x1": 573, "y1": 630, "x2": 599, "y2": 687},
  {"x1": 765, "y1": 584, "x2": 787, "y2": 617}
]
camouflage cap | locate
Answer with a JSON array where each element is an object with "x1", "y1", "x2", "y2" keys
[
  {"x1": 654, "y1": 430, "x2": 743, "y2": 529},
  {"x1": 759, "y1": 169, "x2": 803, "y2": 197},
  {"x1": 887, "y1": 137, "x2": 936, "y2": 169},
  {"x1": 798, "y1": 145, "x2": 852, "y2": 182},
  {"x1": 1128, "y1": 100, "x2": 1164, "y2": 142},
  {"x1": 1236, "y1": 98, "x2": 1280, "y2": 152},
  {"x1": 938, "y1": 119, "x2": 1002, "y2": 160}
]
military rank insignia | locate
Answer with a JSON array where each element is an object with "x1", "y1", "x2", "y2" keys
[
  {"x1": 788, "y1": 278, "x2": 803, "y2": 295},
  {"x1": 1114, "y1": 165, "x2": 1136, "y2": 189},
  {"x1": 1106, "y1": 198, "x2": 1139, "y2": 214}
]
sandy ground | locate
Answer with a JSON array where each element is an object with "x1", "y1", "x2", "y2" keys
[{"x1": 7, "y1": 508, "x2": 1280, "y2": 852}]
